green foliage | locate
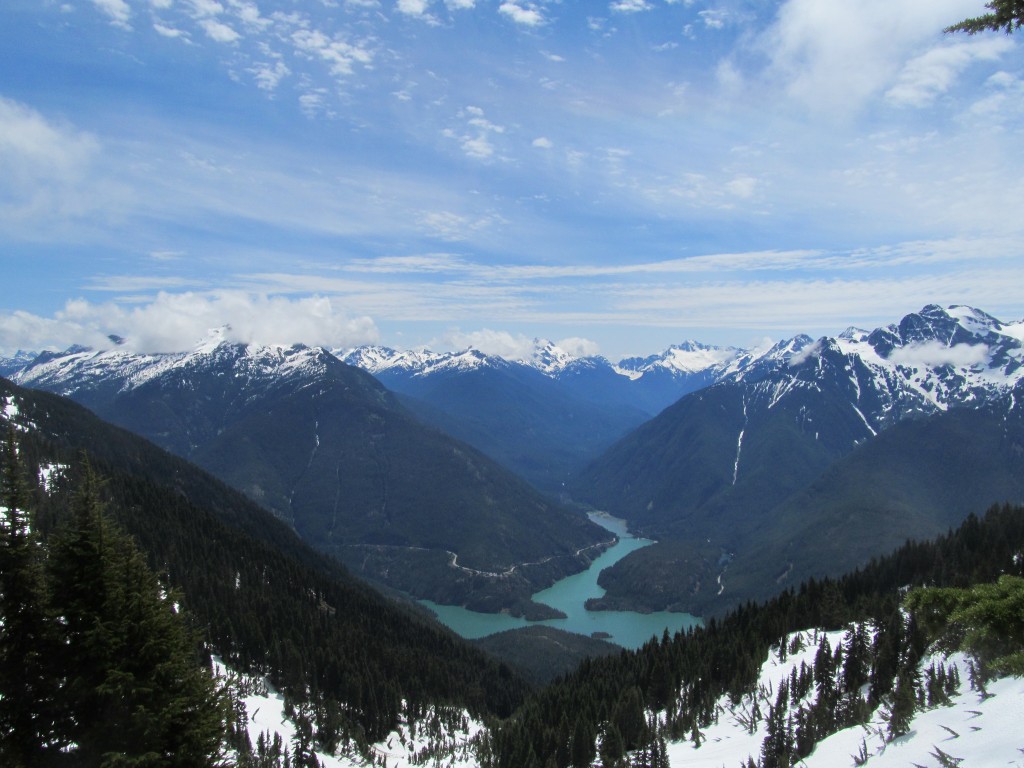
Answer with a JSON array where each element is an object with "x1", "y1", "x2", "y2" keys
[
  {"x1": 35, "y1": 347, "x2": 610, "y2": 612},
  {"x1": 0, "y1": 378, "x2": 531, "y2": 757},
  {"x1": 0, "y1": 428, "x2": 63, "y2": 766},
  {"x1": 906, "y1": 575, "x2": 1024, "y2": 678},
  {"x1": 945, "y1": 0, "x2": 1024, "y2": 33},
  {"x1": 1, "y1": 443, "x2": 230, "y2": 766},
  {"x1": 487, "y1": 503, "x2": 1024, "y2": 767}
]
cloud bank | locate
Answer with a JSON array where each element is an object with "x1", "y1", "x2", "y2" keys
[{"x1": 0, "y1": 293, "x2": 378, "y2": 355}]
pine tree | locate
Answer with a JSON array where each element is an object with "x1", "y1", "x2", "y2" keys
[
  {"x1": 886, "y1": 666, "x2": 917, "y2": 741},
  {"x1": 0, "y1": 428, "x2": 61, "y2": 766},
  {"x1": 46, "y1": 458, "x2": 230, "y2": 766}
]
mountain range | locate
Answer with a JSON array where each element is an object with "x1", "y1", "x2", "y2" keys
[
  {"x1": 11, "y1": 330, "x2": 609, "y2": 618},
  {"x1": 339, "y1": 340, "x2": 741, "y2": 491},
  {"x1": 9, "y1": 303, "x2": 1024, "y2": 620},
  {"x1": 574, "y1": 305, "x2": 1024, "y2": 614}
]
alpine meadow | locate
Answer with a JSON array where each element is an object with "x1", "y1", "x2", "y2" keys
[{"x1": 2, "y1": 1, "x2": 1024, "y2": 767}]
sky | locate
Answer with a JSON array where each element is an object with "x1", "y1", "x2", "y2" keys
[{"x1": 1, "y1": 0, "x2": 1023, "y2": 360}]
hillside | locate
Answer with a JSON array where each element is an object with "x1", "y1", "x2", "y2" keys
[
  {"x1": 13, "y1": 340, "x2": 610, "y2": 616},
  {"x1": 355, "y1": 348, "x2": 647, "y2": 492},
  {"x1": 573, "y1": 306, "x2": 1024, "y2": 615},
  {"x1": 487, "y1": 502, "x2": 1024, "y2": 767},
  {"x1": 0, "y1": 376, "x2": 531, "y2": 750}
]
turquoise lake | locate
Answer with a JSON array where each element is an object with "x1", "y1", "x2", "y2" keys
[{"x1": 421, "y1": 513, "x2": 701, "y2": 649}]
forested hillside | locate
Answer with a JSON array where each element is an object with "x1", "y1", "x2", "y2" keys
[
  {"x1": 14, "y1": 342, "x2": 609, "y2": 617},
  {"x1": 482, "y1": 503, "x2": 1024, "y2": 767},
  {"x1": 0, "y1": 378, "x2": 530, "y2": 762}
]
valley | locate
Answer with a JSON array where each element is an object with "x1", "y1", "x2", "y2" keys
[
  {"x1": 420, "y1": 513, "x2": 701, "y2": 649},
  {"x1": 4, "y1": 302, "x2": 1024, "y2": 768}
]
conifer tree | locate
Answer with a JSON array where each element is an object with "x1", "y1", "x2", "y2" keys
[
  {"x1": 46, "y1": 457, "x2": 230, "y2": 766},
  {"x1": 0, "y1": 428, "x2": 61, "y2": 766}
]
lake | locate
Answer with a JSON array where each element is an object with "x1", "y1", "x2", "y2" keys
[{"x1": 421, "y1": 512, "x2": 702, "y2": 649}]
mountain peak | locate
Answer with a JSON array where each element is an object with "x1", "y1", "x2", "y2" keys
[{"x1": 522, "y1": 338, "x2": 577, "y2": 374}]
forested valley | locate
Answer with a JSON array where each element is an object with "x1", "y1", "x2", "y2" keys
[{"x1": 2, "y1": 375, "x2": 1023, "y2": 768}]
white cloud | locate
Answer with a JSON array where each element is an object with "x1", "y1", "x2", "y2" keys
[
  {"x1": 886, "y1": 37, "x2": 1014, "y2": 108},
  {"x1": 726, "y1": 176, "x2": 757, "y2": 199},
  {"x1": 532, "y1": 137, "x2": 553, "y2": 149},
  {"x1": 556, "y1": 336, "x2": 601, "y2": 357},
  {"x1": 0, "y1": 293, "x2": 379, "y2": 354},
  {"x1": 438, "y1": 328, "x2": 537, "y2": 358},
  {"x1": 187, "y1": 0, "x2": 225, "y2": 16},
  {"x1": 298, "y1": 90, "x2": 327, "y2": 117},
  {"x1": 444, "y1": 0, "x2": 476, "y2": 9},
  {"x1": 759, "y1": 0, "x2": 988, "y2": 113},
  {"x1": 228, "y1": 0, "x2": 270, "y2": 30},
  {"x1": 890, "y1": 340, "x2": 990, "y2": 368},
  {"x1": 200, "y1": 18, "x2": 241, "y2": 43},
  {"x1": 250, "y1": 60, "x2": 290, "y2": 91},
  {"x1": 346, "y1": 254, "x2": 469, "y2": 272},
  {"x1": 91, "y1": 0, "x2": 132, "y2": 29},
  {"x1": 397, "y1": 0, "x2": 430, "y2": 16},
  {"x1": 610, "y1": 0, "x2": 652, "y2": 13},
  {"x1": 698, "y1": 9, "x2": 727, "y2": 28},
  {"x1": 291, "y1": 28, "x2": 374, "y2": 77},
  {"x1": 153, "y1": 23, "x2": 189, "y2": 39},
  {"x1": 788, "y1": 338, "x2": 822, "y2": 366},
  {"x1": 446, "y1": 106, "x2": 506, "y2": 160},
  {"x1": 415, "y1": 209, "x2": 501, "y2": 240},
  {"x1": 499, "y1": 2, "x2": 545, "y2": 26},
  {"x1": 968, "y1": 70, "x2": 1024, "y2": 118},
  {"x1": 0, "y1": 97, "x2": 102, "y2": 225}
]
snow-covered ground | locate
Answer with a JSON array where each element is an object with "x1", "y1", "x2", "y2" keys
[
  {"x1": 216, "y1": 659, "x2": 484, "y2": 768},
  {"x1": 667, "y1": 630, "x2": 1024, "y2": 768},
  {"x1": 220, "y1": 629, "x2": 1023, "y2": 768}
]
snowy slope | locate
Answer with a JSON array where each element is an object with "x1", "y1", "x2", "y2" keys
[
  {"x1": 218, "y1": 660, "x2": 485, "y2": 768},
  {"x1": 666, "y1": 629, "x2": 1024, "y2": 768},
  {"x1": 14, "y1": 329, "x2": 337, "y2": 399},
  {"x1": 220, "y1": 632, "x2": 1024, "y2": 768}
]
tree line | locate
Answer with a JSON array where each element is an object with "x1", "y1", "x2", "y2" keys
[{"x1": 480, "y1": 502, "x2": 1024, "y2": 767}]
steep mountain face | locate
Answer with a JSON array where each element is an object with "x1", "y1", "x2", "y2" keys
[
  {"x1": 0, "y1": 350, "x2": 36, "y2": 377},
  {"x1": 575, "y1": 305, "x2": 1024, "y2": 616},
  {"x1": 340, "y1": 338, "x2": 745, "y2": 491},
  {"x1": 0, "y1": 377, "x2": 532, "y2": 744},
  {"x1": 343, "y1": 346, "x2": 648, "y2": 492},
  {"x1": 13, "y1": 336, "x2": 609, "y2": 616}
]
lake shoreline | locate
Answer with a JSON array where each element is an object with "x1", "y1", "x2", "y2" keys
[{"x1": 420, "y1": 511, "x2": 702, "y2": 649}]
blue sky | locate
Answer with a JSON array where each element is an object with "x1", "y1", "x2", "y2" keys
[{"x1": 1, "y1": 0, "x2": 1022, "y2": 360}]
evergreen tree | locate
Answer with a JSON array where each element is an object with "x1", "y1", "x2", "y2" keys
[
  {"x1": 46, "y1": 458, "x2": 230, "y2": 766},
  {"x1": 570, "y1": 717, "x2": 596, "y2": 768},
  {"x1": 886, "y1": 666, "x2": 917, "y2": 741},
  {"x1": 0, "y1": 428, "x2": 61, "y2": 766},
  {"x1": 906, "y1": 575, "x2": 1024, "y2": 679},
  {"x1": 945, "y1": 0, "x2": 1024, "y2": 34}
]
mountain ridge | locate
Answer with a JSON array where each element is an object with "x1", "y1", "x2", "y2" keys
[
  {"x1": 574, "y1": 304, "x2": 1024, "y2": 615},
  {"x1": 13, "y1": 337, "x2": 610, "y2": 617}
]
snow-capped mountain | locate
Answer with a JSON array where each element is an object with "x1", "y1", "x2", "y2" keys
[
  {"x1": 13, "y1": 331, "x2": 610, "y2": 615},
  {"x1": 344, "y1": 342, "x2": 650, "y2": 493},
  {"x1": 729, "y1": 304, "x2": 1024, "y2": 415},
  {"x1": 342, "y1": 337, "x2": 749, "y2": 416},
  {"x1": 16, "y1": 331, "x2": 337, "y2": 412},
  {"x1": 616, "y1": 339, "x2": 745, "y2": 380},
  {"x1": 0, "y1": 349, "x2": 38, "y2": 377},
  {"x1": 574, "y1": 305, "x2": 1024, "y2": 616}
]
